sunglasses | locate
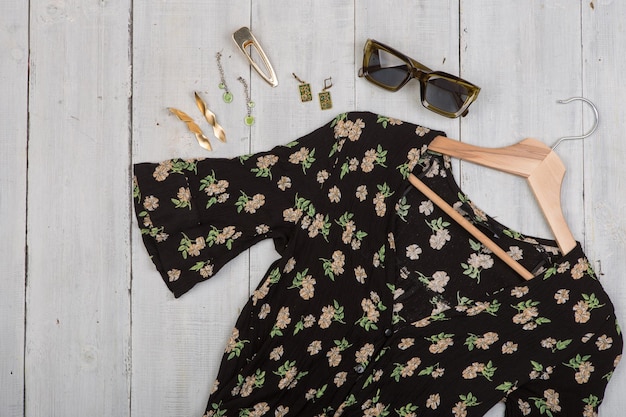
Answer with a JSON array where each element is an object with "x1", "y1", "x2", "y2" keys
[{"x1": 359, "y1": 39, "x2": 480, "y2": 118}]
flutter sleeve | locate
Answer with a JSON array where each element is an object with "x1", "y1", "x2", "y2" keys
[{"x1": 133, "y1": 122, "x2": 333, "y2": 297}]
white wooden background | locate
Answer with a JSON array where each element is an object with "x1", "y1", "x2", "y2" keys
[{"x1": 2, "y1": 1, "x2": 625, "y2": 416}]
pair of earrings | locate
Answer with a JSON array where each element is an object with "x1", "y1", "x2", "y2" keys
[
  {"x1": 168, "y1": 92, "x2": 227, "y2": 152},
  {"x1": 293, "y1": 73, "x2": 333, "y2": 110},
  {"x1": 216, "y1": 52, "x2": 255, "y2": 126}
]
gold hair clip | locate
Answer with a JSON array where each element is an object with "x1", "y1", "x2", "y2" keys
[
  {"x1": 232, "y1": 26, "x2": 278, "y2": 87},
  {"x1": 194, "y1": 92, "x2": 227, "y2": 142},
  {"x1": 167, "y1": 107, "x2": 212, "y2": 151}
]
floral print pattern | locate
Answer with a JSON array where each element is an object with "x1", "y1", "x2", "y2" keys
[{"x1": 133, "y1": 112, "x2": 622, "y2": 417}]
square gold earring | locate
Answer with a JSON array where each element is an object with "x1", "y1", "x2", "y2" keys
[{"x1": 318, "y1": 77, "x2": 333, "y2": 110}]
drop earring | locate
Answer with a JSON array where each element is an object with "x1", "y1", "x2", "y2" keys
[
  {"x1": 318, "y1": 77, "x2": 333, "y2": 110},
  {"x1": 237, "y1": 76, "x2": 255, "y2": 126},
  {"x1": 292, "y1": 73, "x2": 313, "y2": 102},
  {"x1": 216, "y1": 51, "x2": 233, "y2": 103}
]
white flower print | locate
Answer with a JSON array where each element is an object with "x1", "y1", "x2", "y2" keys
[
  {"x1": 143, "y1": 195, "x2": 159, "y2": 211},
  {"x1": 507, "y1": 246, "x2": 523, "y2": 261},
  {"x1": 398, "y1": 338, "x2": 415, "y2": 350},
  {"x1": 269, "y1": 345, "x2": 284, "y2": 361},
  {"x1": 501, "y1": 341, "x2": 518, "y2": 354},
  {"x1": 419, "y1": 200, "x2": 434, "y2": 215},
  {"x1": 428, "y1": 271, "x2": 450, "y2": 293},
  {"x1": 517, "y1": 399, "x2": 531, "y2": 415},
  {"x1": 596, "y1": 334, "x2": 613, "y2": 351},
  {"x1": 571, "y1": 258, "x2": 590, "y2": 279},
  {"x1": 258, "y1": 303, "x2": 270, "y2": 319},
  {"x1": 429, "y1": 229, "x2": 451, "y2": 250},
  {"x1": 277, "y1": 176, "x2": 291, "y2": 191},
  {"x1": 334, "y1": 371, "x2": 347, "y2": 387},
  {"x1": 554, "y1": 289, "x2": 570, "y2": 304},
  {"x1": 328, "y1": 186, "x2": 341, "y2": 203},
  {"x1": 356, "y1": 185, "x2": 368, "y2": 202},
  {"x1": 316, "y1": 170, "x2": 329, "y2": 184},
  {"x1": 426, "y1": 393, "x2": 440, "y2": 410},
  {"x1": 307, "y1": 340, "x2": 322, "y2": 355},
  {"x1": 405, "y1": 244, "x2": 422, "y2": 260},
  {"x1": 275, "y1": 406, "x2": 289, "y2": 417},
  {"x1": 354, "y1": 266, "x2": 367, "y2": 284},
  {"x1": 256, "y1": 224, "x2": 270, "y2": 235},
  {"x1": 511, "y1": 286, "x2": 529, "y2": 298},
  {"x1": 468, "y1": 253, "x2": 494, "y2": 270},
  {"x1": 167, "y1": 269, "x2": 181, "y2": 282},
  {"x1": 283, "y1": 257, "x2": 296, "y2": 273},
  {"x1": 415, "y1": 125, "x2": 430, "y2": 136},
  {"x1": 153, "y1": 160, "x2": 172, "y2": 181}
]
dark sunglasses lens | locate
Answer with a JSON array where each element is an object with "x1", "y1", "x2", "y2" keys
[
  {"x1": 366, "y1": 48, "x2": 410, "y2": 89},
  {"x1": 424, "y1": 77, "x2": 471, "y2": 113}
]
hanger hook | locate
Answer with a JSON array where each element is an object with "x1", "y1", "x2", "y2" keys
[{"x1": 552, "y1": 97, "x2": 599, "y2": 150}]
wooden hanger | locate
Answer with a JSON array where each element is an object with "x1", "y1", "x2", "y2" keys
[{"x1": 409, "y1": 97, "x2": 598, "y2": 280}]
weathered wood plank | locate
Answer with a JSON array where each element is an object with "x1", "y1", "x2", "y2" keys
[
  {"x1": 582, "y1": 0, "x2": 626, "y2": 412},
  {"x1": 26, "y1": 1, "x2": 132, "y2": 416},
  {"x1": 356, "y1": 0, "x2": 462, "y2": 139},
  {"x1": 460, "y1": 0, "x2": 584, "y2": 247},
  {"x1": 131, "y1": 1, "x2": 253, "y2": 415},
  {"x1": 0, "y1": 1, "x2": 28, "y2": 416}
]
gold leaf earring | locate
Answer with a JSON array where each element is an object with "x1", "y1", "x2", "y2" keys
[
  {"x1": 318, "y1": 77, "x2": 333, "y2": 110},
  {"x1": 293, "y1": 73, "x2": 312, "y2": 102}
]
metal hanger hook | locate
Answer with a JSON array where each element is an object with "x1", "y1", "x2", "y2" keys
[{"x1": 552, "y1": 97, "x2": 599, "y2": 150}]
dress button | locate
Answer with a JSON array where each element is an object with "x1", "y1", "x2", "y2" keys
[
  {"x1": 354, "y1": 365, "x2": 365, "y2": 374},
  {"x1": 384, "y1": 328, "x2": 393, "y2": 337}
]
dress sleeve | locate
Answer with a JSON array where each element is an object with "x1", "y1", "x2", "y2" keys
[
  {"x1": 504, "y1": 316, "x2": 623, "y2": 416},
  {"x1": 133, "y1": 122, "x2": 332, "y2": 298}
]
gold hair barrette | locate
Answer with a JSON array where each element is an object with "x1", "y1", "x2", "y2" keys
[{"x1": 232, "y1": 26, "x2": 278, "y2": 87}]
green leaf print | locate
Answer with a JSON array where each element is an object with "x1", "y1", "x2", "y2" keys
[
  {"x1": 376, "y1": 182, "x2": 394, "y2": 198},
  {"x1": 459, "y1": 392, "x2": 481, "y2": 407},
  {"x1": 395, "y1": 403, "x2": 418, "y2": 417},
  {"x1": 582, "y1": 293, "x2": 605, "y2": 310},
  {"x1": 496, "y1": 381, "x2": 516, "y2": 393},
  {"x1": 469, "y1": 238, "x2": 482, "y2": 252},
  {"x1": 396, "y1": 196, "x2": 411, "y2": 222},
  {"x1": 330, "y1": 112, "x2": 348, "y2": 128},
  {"x1": 169, "y1": 159, "x2": 198, "y2": 175},
  {"x1": 208, "y1": 401, "x2": 227, "y2": 417},
  {"x1": 340, "y1": 159, "x2": 351, "y2": 179},
  {"x1": 301, "y1": 147, "x2": 316, "y2": 174},
  {"x1": 178, "y1": 233, "x2": 193, "y2": 259},
  {"x1": 238, "y1": 154, "x2": 252, "y2": 164},
  {"x1": 425, "y1": 217, "x2": 451, "y2": 232},
  {"x1": 376, "y1": 115, "x2": 391, "y2": 128}
]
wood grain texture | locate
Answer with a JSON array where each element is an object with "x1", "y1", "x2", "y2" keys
[
  {"x1": 582, "y1": 1, "x2": 626, "y2": 413},
  {"x1": 26, "y1": 1, "x2": 132, "y2": 416},
  {"x1": 131, "y1": 1, "x2": 254, "y2": 416},
  {"x1": 2, "y1": 1, "x2": 625, "y2": 416},
  {"x1": 0, "y1": 1, "x2": 28, "y2": 416}
]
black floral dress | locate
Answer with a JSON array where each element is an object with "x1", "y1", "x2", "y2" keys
[{"x1": 133, "y1": 112, "x2": 622, "y2": 417}]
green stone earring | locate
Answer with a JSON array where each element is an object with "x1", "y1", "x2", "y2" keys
[
  {"x1": 216, "y1": 51, "x2": 233, "y2": 103},
  {"x1": 238, "y1": 76, "x2": 255, "y2": 126}
]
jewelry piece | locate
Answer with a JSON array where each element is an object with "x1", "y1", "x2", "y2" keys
[
  {"x1": 318, "y1": 77, "x2": 333, "y2": 110},
  {"x1": 216, "y1": 51, "x2": 233, "y2": 103},
  {"x1": 237, "y1": 76, "x2": 255, "y2": 126},
  {"x1": 232, "y1": 27, "x2": 279, "y2": 87},
  {"x1": 194, "y1": 92, "x2": 227, "y2": 143},
  {"x1": 168, "y1": 107, "x2": 212, "y2": 151},
  {"x1": 292, "y1": 73, "x2": 312, "y2": 102}
]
